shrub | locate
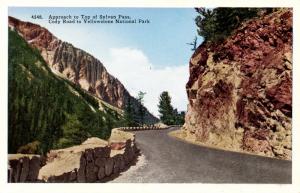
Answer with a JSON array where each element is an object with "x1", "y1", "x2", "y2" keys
[{"x1": 17, "y1": 141, "x2": 41, "y2": 154}]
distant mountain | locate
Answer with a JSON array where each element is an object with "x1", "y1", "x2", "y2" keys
[
  {"x1": 8, "y1": 28, "x2": 122, "y2": 154},
  {"x1": 9, "y1": 16, "x2": 158, "y2": 124}
]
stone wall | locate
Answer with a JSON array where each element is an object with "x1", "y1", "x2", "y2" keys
[
  {"x1": 8, "y1": 129, "x2": 139, "y2": 183},
  {"x1": 118, "y1": 125, "x2": 170, "y2": 131},
  {"x1": 118, "y1": 122, "x2": 173, "y2": 131},
  {"x1": 8, "y1": 154, "x2": 42, "y2": 182}
]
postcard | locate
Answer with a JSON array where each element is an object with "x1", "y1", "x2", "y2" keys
[{"x1": 1, "y1": 1, "x2": 299, "y2": 193}]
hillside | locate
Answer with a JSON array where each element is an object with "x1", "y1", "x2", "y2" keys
[
  {"x1": 8, "y1": 29, "x2": 123, "y2": 154},
  {"x1": 8, "y1": 16, "x2": 158, "y2": 124},
  {"x1": 182, "y1": 8, "x2": 292, "y2": 159}
]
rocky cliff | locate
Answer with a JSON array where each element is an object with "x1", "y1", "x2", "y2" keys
[
  {"x1": 8, "y1": 16, "x2": 157, "y2": 123},
  {"x1": 183, "y1": 9, "x2": 292, "y2": 159}
]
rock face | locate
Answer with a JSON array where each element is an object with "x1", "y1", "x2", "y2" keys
[
  {"x1": 183, "y1": 9, "x2": 292, "y2": 159},
  {"x1": 8, "y1": 16, "x2": 157, "y2": 123}
]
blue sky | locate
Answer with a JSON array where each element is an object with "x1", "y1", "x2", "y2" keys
[{"x1": 9, "y1": 7, "x2": 203, "y2": 115}]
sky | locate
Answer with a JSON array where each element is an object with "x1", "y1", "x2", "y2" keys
[{"x1": 8, "y1": 7, "x2": 203, "y2": 116}]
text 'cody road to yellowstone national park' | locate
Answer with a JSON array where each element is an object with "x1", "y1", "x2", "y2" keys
[{"x1": 31, "y1": 14, "x2": 151, "y2": 24}]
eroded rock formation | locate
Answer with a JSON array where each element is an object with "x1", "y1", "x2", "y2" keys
[
  {"x1": 183, "y1": 9, "x2": 292, "y2": 159},
  {"x1": 8, "y1": 16, "x2": 157, "y2": 123}
]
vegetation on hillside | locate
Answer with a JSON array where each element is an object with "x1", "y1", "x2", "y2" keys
[
  {"x1": 136, "y1": 91, "x2": 147, "y2": 125},
  {"x1": 123, "y1": 97, "x2": 137, "y2": 127},
  {"x1": 122, "y1": 91, "x2": 148, "y2": 127},
  {"x1": 157, "y1": 91, "x2": 185, "y2": 125},
  {"x1": 8, "y1": 29, "x2": 120, "y2": 154},
  {"x1": 61, "y1": 78, "x2": 99, "y2": 109},
  {"x1": 195, "y1": 8, "x2": 275, "y2": 43}
]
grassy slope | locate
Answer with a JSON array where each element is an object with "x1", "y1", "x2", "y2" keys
[{"x1": 8, "y1": 29, "x2": 121, "y2": 154}]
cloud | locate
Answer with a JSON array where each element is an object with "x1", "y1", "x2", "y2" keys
[{"x1": 102, "y1": 47, "x2": 189, "y2": 117}]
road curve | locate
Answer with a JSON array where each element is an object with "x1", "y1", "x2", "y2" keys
[{"x1": 112, "y1": 127, "x2": 291, "y2": 183}]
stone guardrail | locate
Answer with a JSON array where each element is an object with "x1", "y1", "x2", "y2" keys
[
  {"x1": 168, "y1": 125, "x2": 183, "y2": 127},
  {"x1": 118, "y1": 125, "x2": 171, "y2": 131},
  {"x1": 8, "y1": 154, "x2": 43, "y2": 182},
  {"x1": 8, "y1": 129, "x2": 139, "y2": 183}
]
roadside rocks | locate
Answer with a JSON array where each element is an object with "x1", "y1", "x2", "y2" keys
[{"x1": 36, "y1": 129, "x2": 139, "y2": 182}]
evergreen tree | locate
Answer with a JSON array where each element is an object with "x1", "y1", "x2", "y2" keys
[
  {"x1": 195, "y1": 8, "x2": 272, "y2": 43},
  {"x1": 158, "y1": 91, "x2": 175, "y2": 125},
  {"x1": 57, "y1": 113, "x2": 87, "y2": 148},
  {"x1": 136, "y1": 91, "x2": 146, "y2": 125},
  {"x1": 173, "y1": 109, "x2": 185, "y2": 125},
  {"x1": 123, "y1": 97, "x2": 136, "y2": 127}
]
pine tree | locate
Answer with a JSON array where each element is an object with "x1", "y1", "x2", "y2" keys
[
  {"x1": 123, "y1": 97, "x2": 136, "y2": 127},
  {"x1": 173, "y1": 109, "x2": 185, "y2": 125},
  {"x1": 158, "y1": 91, "x2": 175, "y2": 125},
  {"x1": 195, "y1": 8, "x2": 269, "y2": 43},
  {"x1": 136, "y1": 91, "x2": 146, "y2": 125}
]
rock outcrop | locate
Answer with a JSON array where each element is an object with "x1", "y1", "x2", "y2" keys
[
  {"x1": 8, "y1": 16, "x2": 158, "y2": 124},
  {"x1": 183, "y1": 9, "x2": 292, "y2": 159}
]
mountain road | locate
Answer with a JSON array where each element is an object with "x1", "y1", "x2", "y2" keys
[{"x1": 111, "y1": 127, "x2": 291, "y2": 183}]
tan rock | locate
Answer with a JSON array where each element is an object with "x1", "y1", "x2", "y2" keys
[
  {"x1": 110, "y1": 142, "x2": 126, "y2": 150},
  {"x1": 38, "y1": 137, "x2": 110, "y2": 182}
]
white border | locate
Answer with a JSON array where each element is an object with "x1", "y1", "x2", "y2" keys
[{"x1": 0, "y1": 1, "x2": 299, "y2": 193}]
